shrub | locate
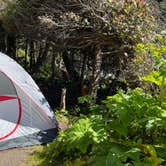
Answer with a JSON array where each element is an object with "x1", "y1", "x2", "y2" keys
[{"x1": 30, "y1": 33, "x2": 166, "y2": 166}]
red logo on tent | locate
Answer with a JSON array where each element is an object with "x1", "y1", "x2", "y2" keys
[{"x1": 0, "y1": 96, "x2": 22, "y2": 141}]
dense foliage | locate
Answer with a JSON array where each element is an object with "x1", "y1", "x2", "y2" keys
[
  {"x1": 0, "y1": 0, "x2": 166, "y2": 165},
  {"x1": 0, "y1": 0, "x2": 160, "y2": 100},
  {"x1": 30, "y1": 33, "x2": 166, "y2": 166},
  {"x1": 13, "y1": 0, "x2": 157, "y2": 46}
]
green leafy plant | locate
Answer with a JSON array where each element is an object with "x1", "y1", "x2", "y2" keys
[
  {"x1": 139, "y1": 33, "x2": 166, "y2": 102},
  {"x1": 33, "y1": 85, "x2": 166, "y2": 165},
  {"x1": 34, "y1": 115, "x2": 106, "y2": 166},
  {"x1": 28, "y1": 33, "x2": 166, "y2": 166}
]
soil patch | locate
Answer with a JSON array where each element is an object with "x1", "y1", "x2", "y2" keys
[
  {"x1": 0, "y1": 121, "x2": 67, "y2": 166},
  {"x1": 0, "y1": 146, "x2": 34, "y2": 166}
]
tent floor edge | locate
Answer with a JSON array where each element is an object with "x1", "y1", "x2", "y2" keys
[{"x1": 0, "y1": 128, "x2": 58, "y2": 151}]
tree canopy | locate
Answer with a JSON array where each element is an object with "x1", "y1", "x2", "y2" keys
[
  {"x1": 0, "y1": 0, "x2": 166, "y2": 165},
  {"x1": 13, "y1": 0, "x2": 157, "y2": 49}
]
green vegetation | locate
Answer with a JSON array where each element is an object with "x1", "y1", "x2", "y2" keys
[
  {"x1": 0, "y1": 0, "x2": 166, "y2": 165},
  {"x1": 160, "y1": 0, "x2": 166, "y2": 10},
  {"x1": 26, "y1": 33, "x2": 166, "y2": 165}
]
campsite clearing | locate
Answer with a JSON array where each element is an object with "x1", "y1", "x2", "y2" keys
[
  {"x1": 0, "y1": 121, "x2": 67, "y2": 166},
  {"x1": 0, "y1": 146, "x2": 34, "y2": 166}
]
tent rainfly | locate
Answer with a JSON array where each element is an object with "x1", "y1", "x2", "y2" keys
[{"x1": 0, "y1": 52, "x2": 58, "y2": 151}]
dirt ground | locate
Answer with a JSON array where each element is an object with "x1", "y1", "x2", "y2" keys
[
  {"x1": 0, "y1": 121, "x2": 67, "y2": 166},
  {"x1": 0, "y1": 146, "x2": 34, "y2": 166}
]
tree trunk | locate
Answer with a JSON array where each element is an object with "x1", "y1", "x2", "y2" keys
[
  {"x1": 60, "y1": 88, "x2": 67, "y2": 110},
  {"x1": 29, "y1": 41, "x2": 35, "y2": 72},
  {"x1": 6, "y1": 34, "x2": 16, "y2": 59},
  {"x1": 24, "y1": 39, "x2": 28, "y2": 69},
  {"x1": 31, "y1": 42, "x2": 50, "y2": 74},
  {"x1": 90, "y1": 45, "x2": 102, "y2": 101},
  {"x1": 62, "y1": 51, "x2": 79, "y2": 81},
  {"x1": 62, "y1": 51, "x2": 82, "y2": 105},
  {"x1": 0, "y1": 23, "x2": 6, "y2": 53},
  {"x1": 80, "y1": 53, "x2": 87, "y2": 96},
  {"x1": 80, "y1": 53, "x2": 87, "y2": 83},
  {"x1": 51, "y1": 49, "x2": 56, "y2": 80}
]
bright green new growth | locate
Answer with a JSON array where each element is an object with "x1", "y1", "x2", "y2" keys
[
  {"x1": 28, "y1": 24, "x2": 166, "y2": 166},
  {"x1": 35, "y1": 85, "x2": 166, "y2": 165},
  {"x1": 140, "y1": 33, "x2": 166, "y2": 102}
]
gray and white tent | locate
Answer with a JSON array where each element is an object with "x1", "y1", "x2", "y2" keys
[{"x1": 0, "y1": 52, "x2": 58, "y2": 151}]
